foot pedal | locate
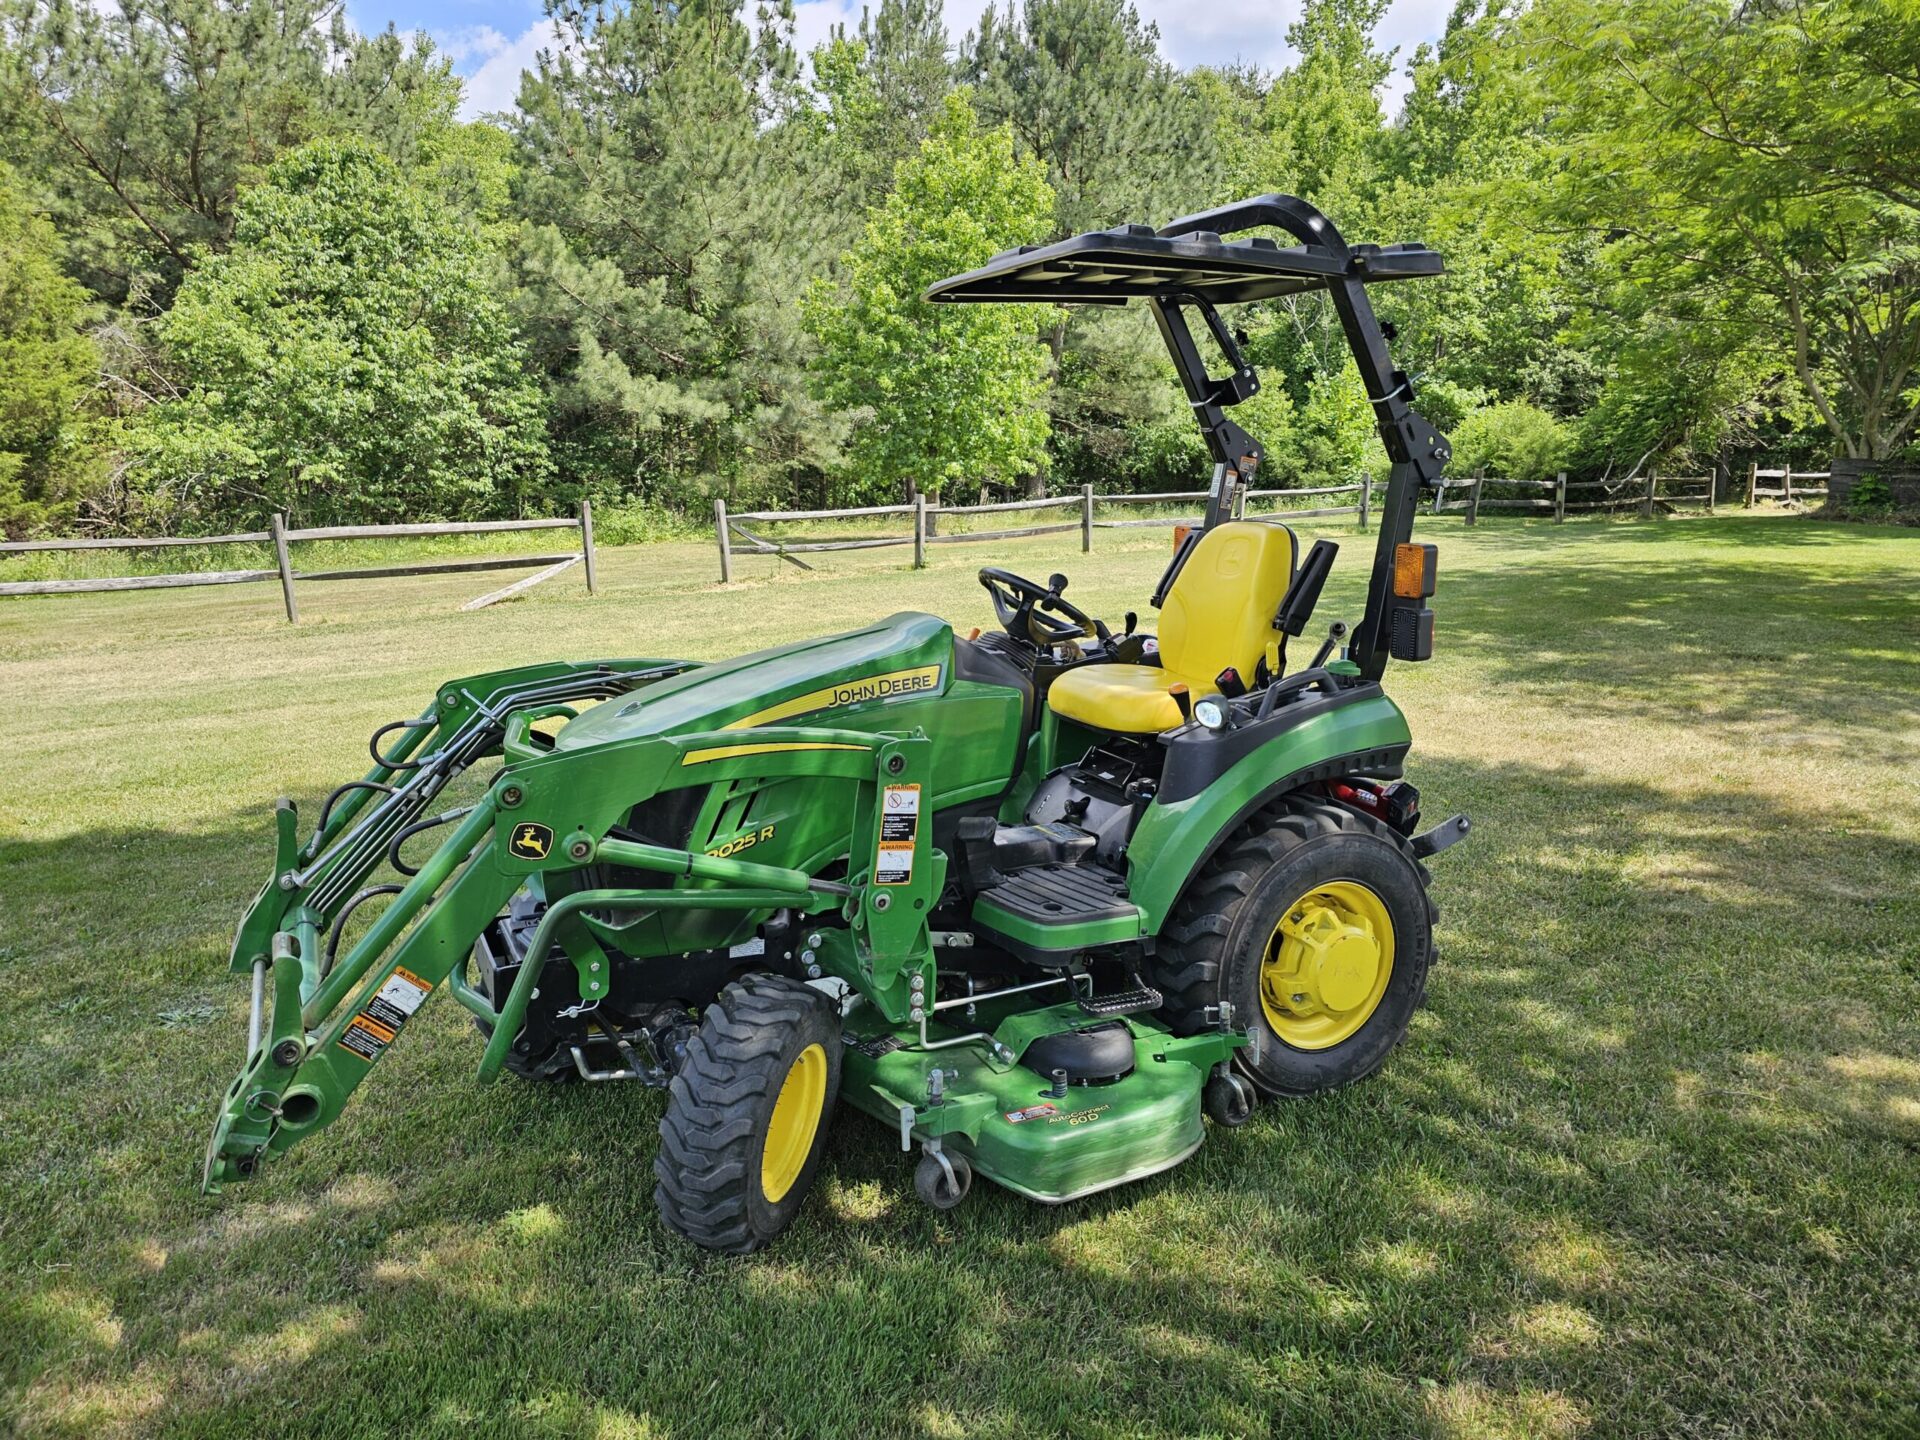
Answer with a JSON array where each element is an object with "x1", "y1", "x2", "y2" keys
[{"x1": 1077, "y1": 980, "x2": 1162, "y2": 1018}]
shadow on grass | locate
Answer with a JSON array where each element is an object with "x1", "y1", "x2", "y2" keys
[
  {"x1": 1408, "y1": 520, "x2": 1920, "y2": 758},
  {"x1": 5, "y1": 753, "x2": 1919, "y2": 1438}
]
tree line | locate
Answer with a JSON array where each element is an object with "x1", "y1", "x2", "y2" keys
[{"x1": 0, "y1": 0, "x2": 1912, "y2": 535}]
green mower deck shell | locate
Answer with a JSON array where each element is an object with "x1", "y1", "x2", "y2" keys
[{"x1": 841, "y1": 1001, "x2": 1243, "y2": 1202}]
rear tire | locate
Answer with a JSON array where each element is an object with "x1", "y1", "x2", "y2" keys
[
  {"x1": 1154, "y1": 795, "x2": 1433, "y2": 1097},
  {"x1": 654, "y1": 975, "x2": 841, "y2": 1254}
]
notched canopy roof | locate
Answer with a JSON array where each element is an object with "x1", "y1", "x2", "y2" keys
[{"x1": 925, "y1": 224, "x2": 1443, "y2": 307}]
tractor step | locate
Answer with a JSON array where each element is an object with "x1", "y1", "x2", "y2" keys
[
  {"x1": 1077, "y1": 981, "x2": 1164, "y2": 1018},
  {"x1": 971, "y1": 863, "x2": 1144, "y2": 966}
]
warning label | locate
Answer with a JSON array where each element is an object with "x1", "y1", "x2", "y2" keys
[
  {"x1": 875, "y1": 783, "x2": 920, "y2": 885},
  {"x1": 365, "y1": 967, "x2": 431, "y2": 1030},
  {"x1": 339, "y1": 1013, "x2": 396, "y2": 1061},
  {"x1": 338, "y1": 967, "x2": 431, "y2": 1063},
  {"x1": 1005, "y1": 1103, "x2": 1059, "y2": 1124}
]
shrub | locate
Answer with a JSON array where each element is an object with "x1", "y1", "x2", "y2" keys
[
  {"x1": 1848, "y1": 473, "x2": 1893, "y2": 515},
  {"x1": 1450, "y1": 401, "x2": 1572, "y2": 482}
]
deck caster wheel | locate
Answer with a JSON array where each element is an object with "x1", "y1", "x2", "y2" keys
[
  {"x1": 1205, "y1": 1070, "x2": 1256, "y2": 1127},
  {"x1": 914, "y1": 1149, "x2": 972, "y2": 1210}
]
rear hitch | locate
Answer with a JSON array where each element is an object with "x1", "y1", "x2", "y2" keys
[{"x1": 1411, "y1": 813, "x2": 1470, "y2": 859}]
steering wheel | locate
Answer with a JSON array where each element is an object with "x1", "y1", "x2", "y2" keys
[{"x1": 978, "y1": 568, "x2": 1106, "y2": 648}]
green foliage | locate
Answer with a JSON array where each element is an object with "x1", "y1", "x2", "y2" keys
[
  {"x1": 964, "y1": 0, "x2": 1213, "y2": 238},
  {"x1": 802, "y1": 0, "x2": 952, "y2": 216},
  {"x1": 0, "y1": 164, "x2": 100, "y2": 536},
  {"x1": 1527, "y1": 0, "x2": 1920, "y2": 461},
  {"x1": 803, "y1": 92, "x2": 1056, "y2": 503},
  {"x1": 128, "y1": 138, "x2": 549, "y2": 528},
  {"x1": 0, "y1": 0, "x2": 459, "y2": 304},
  {"x1": 1847, "y1": 473, "x2": 1893, "y2": 515},
  {"x1": 1451, "y1": 401, "x2": 1571, "y2": 482},
  {"x1": 0, "y1": 0, "x2": 1906, "y2": 531},
  {"x1": 509, "y1": 0, "x2": 838, "y2": 509}
]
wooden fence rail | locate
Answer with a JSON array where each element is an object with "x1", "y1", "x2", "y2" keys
[
  {"x1": 1436, "y1": 470, "x2": 1718, "y2": 524},
  {"x1": 1743, "y1": 464, "x2": 1831, "y2": 505},
  {"x1": 711, "y1": 482, "x2": 1378, "y2": 579},
  {"x1": 0, "y1": 505, "x2": 598, "y2": 621}
]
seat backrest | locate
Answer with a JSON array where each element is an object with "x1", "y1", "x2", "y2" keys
[{"x1": 1158, "y1": 521, "x2": 1298, "y2": 685}]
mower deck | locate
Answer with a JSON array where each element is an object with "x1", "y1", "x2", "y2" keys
[{"x1": 841, "y1": 998, "x2": 1240, "y2": 1204}]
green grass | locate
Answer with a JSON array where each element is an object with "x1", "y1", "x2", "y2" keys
[{"x1": 2, "y1": 513, "x2": 1917, "y2": 1438}]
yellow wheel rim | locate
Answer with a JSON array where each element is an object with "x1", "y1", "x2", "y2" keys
[
  {"x1": 761, "y1": 1043, "x2": 827, "y2": 1203},
  {"x1": 1258, "y1": 879, "x2": 1395, "y2": 1051}
]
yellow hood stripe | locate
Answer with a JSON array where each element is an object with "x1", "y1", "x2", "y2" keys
[{"x1": 680, "y1": 741, "x2": 870, "y2": 767}]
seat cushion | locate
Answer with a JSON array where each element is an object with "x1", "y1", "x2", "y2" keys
[{"x1": 1046, "y1": 663, "x2": 1191, "y2": 734}]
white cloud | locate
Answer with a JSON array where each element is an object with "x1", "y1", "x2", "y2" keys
[
  {"x1": 456, "y1": 17, "x2": 560, "y2": 120},
  {"x1": 434, "y1": 23, "x2": 511, "y2": 68}
]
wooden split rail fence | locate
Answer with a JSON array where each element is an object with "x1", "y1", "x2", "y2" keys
[
  {"x1": 0, "y1": 504, "x2": 599, "y2": 622},
  {"x1": 712, "y1": 482, "x2": 1377, "y2": 580},
  {"x1": 1744, "y1": 464, "x2": 1831, "y2": 505},
  {"x1": 1433, "y1": 470, "x2": 1719, "y2": 524}
]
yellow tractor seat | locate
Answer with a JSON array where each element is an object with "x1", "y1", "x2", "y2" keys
[{"x1": 1047, "y1": 521, "x2": 1298, "y2": 735}]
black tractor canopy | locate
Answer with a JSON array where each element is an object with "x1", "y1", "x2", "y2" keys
[{"x1": 926, "y1": 194, "x2": 1455, "y2": 684}]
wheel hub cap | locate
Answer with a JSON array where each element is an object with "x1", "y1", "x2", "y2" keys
[
  {"x1": 761, "y1": 1043, "x2": 827, "y2": 1203},
  {"x1": 1259, "y1": 880, "x2": 1395, "y2": 1050}
]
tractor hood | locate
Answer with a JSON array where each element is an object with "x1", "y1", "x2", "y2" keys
[{"x1": 553, "y1": 611, "x2": 956, "y2": 747}]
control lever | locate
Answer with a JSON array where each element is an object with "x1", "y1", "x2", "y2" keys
[
  {"x1": 1309, "y1": 619, "x2": 1349, "y2": 669},
  {"x1": 1254, "y1": 667, "x2": 1343, "y2": 721}
]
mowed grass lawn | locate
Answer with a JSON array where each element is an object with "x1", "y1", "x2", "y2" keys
[{"x1": 2, "y1": 513, "x2": 1917, "y2": 1439}]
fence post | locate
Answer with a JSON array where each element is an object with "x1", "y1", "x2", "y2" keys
[
  {"x1": 1782, "y1": 465, "x2": 1793, "y2": 505},
  {"x1": 270, "y1": 512, "x2": 298, "y2": 624},
  {"x1": 1745, "y1": 461, "x2": 1758, "y2": 507},
  {"x1": 1081, "y1": 484, "x2": 1094, "y2": 553},
  {"x1": 713, "y1": 498, "x2": 733, "y2": 584},
  {"x1": 578, "y1": 499, "x2": 597, "y2": 595},
  {"x1": 1465, "y1": 469, "x2": 1483, "y2": 526},
  {"x1": 913, "y1": 493, "x2": 927, "y2": 569},
  {"x1": 1704, "y1": 467, "x2": 1716, "y2": 515},
  {"x1": 1358, "y1": 477, "x2": 1371, "y2": 530},
  {"x1": 1554, "y1": 471, "x2": 1566, "y2": 523},
  {"x1": 1642, "y1": 470, "x2": 1657, "y2": 520}
]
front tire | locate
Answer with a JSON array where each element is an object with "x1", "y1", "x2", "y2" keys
[
  {"x1": 1155, "y1": 796, "x2": 1433, "y2": 1096},
  {"x1": 654, "y1": 975, "x2": 841, "y2": 1253}
]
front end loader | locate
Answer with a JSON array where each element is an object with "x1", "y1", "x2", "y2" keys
[{"x1": 204, "y1": 195, "x2": 1471, "y2": 1251}]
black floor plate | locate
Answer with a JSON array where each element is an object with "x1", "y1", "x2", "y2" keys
[{"x1": 979, "y1": 862, "x2": 1135, "y2": 925}]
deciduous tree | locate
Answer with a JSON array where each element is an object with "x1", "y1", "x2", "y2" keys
[
  {"x1": 803, "y1": 92, "x2": 1056, "y2": 503},
  {"x1": 130, "y1": 138, "x2": 548, "y2": 527}
]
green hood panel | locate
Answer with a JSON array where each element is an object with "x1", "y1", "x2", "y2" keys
[{"x1": 555, "y1": 611, "x2": 955, "y2": 746}]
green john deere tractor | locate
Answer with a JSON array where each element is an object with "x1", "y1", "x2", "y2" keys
[{"x1": 204, "y1": 195, "x2": 1469, "y2": 1251}]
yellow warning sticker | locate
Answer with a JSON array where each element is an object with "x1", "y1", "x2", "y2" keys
[{"x1": 875, "y1": 782, "x2": 920, "y2": 886}]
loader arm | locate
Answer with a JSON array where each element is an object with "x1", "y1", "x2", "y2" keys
[{"x1": 204, "y1": 712, "x2": 944, "y2": 1191}]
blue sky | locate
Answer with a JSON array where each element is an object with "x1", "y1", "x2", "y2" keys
[{"x1": 342, "y1": 0, "x2": 1456, "y2": 121}]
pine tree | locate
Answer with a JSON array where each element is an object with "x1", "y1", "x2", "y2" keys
[
  {"x1": 0, "y1": 0, "x2": 459, "y2": 304},
  {"x1": 510, "y1": 0, "x2": 841, "y2": 505}
]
